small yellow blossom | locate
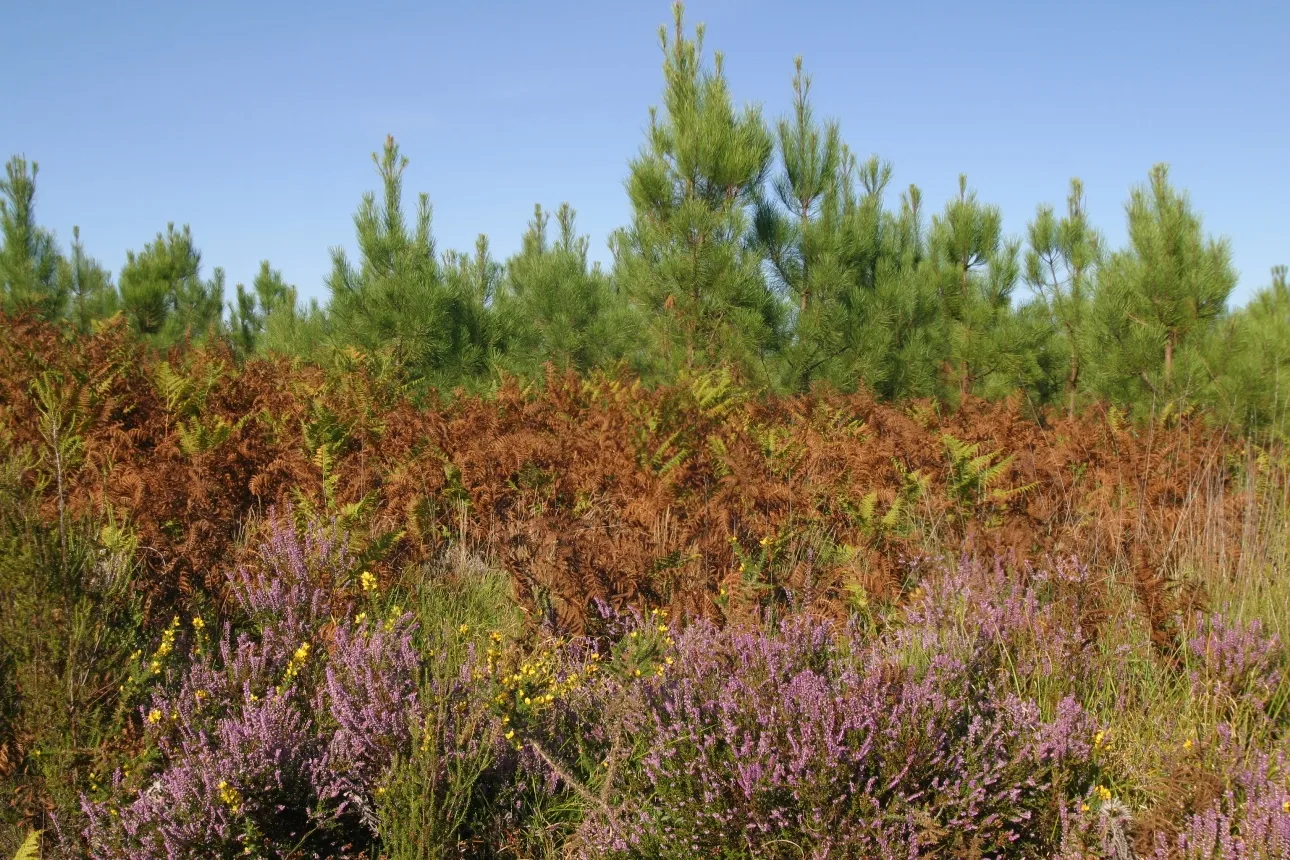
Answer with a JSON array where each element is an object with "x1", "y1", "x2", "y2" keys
[
  {"x1": 1081, "y1": 802, "x2": 1090, "y2": 814},
  {"x1": 1093, "y1": 730, "x2": 1105, "y2": 749},
  {"x1": 759, "y1": 536, "x2": 770, "y2": 547},
  {"x1": 657, "y1": 624, "x2": 668, "y2": 633},
  {"x1": 505, "y1": 729, "x2": 515, "y2": 740},
  {"x1": 147, "y1": 709, "x2": 162, "y2": 724},
  {"x1": 191, "y1": 616, "x2": 205, "y2": 631},
  {"x1": 1283, "y1": 800, "x2": 1290, "y2": 813},
  {"x1": 360, "y1": 570, "x2": 378, "y2": 593},
  {"x1": 1096, "y1": 786, "x2": 1113, "y2": 802},
  {"x1": 217, "y1": 780, "x2": 243, "y2": 810},
  {"x1": 1183, "y1": 738, "x2": 1193, "y2": 751},
  {"x1": 458, "y1": 623, "x2": 470, "y2": 635}
]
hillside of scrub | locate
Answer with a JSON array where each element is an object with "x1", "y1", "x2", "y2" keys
[
  {"x1": 3, "y1": 312, "x2": 1290, "y2": 857},
  {"x1": 0, "y1": 312, "x2": 1258, "y2": 640}
]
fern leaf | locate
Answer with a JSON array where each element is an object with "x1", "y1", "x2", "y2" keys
[{"x1": 13, "y1": 830, "x2": 41, "y2": 860}]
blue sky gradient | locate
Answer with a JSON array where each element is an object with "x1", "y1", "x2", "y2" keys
[{"x1": 3, "y1": 0, "x2": 1286, "y2": 306}]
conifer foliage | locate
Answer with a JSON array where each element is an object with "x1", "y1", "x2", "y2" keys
[
  {"x1": 612, "y1": 3, "x2": 782, "y2": 381},
  {"x1": 0, "y1": 5, "x2": 1284, "y2": 434}
]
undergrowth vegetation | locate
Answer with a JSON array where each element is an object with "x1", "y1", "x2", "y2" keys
[{"x1": 1, "y1": 312, "x2": 1288, "y2": 858}]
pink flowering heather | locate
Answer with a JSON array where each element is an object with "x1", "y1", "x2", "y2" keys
[
  {"x1": 1188, "y1": 611, "x2": 1286, "y2": 714},
  {"x1": 1155, "y1": 751, "x2": 1290, "y2": 859},
  {"x1": 567, "y1": 609, "x2": 1098, "y2": 858},
  {"x1": 82, "y1": 519, "x2": 420, "y2": 860}
]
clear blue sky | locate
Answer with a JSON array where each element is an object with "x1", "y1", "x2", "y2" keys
[{"x1": 3, "y1": 0, "x2": 1286, "y2": 307}]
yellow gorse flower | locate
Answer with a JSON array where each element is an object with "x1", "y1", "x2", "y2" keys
[
  {"x1": 217, "y1": 780, "x2": 243, "y2": 811},
  {"x1": 360, "y1": 570, "x2": 378, "y2": 593},
  {"x1": 147, "y1": 708, "x2": 162, "y2": 724}
]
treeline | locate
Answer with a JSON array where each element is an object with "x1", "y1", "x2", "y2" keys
[{"x1": 2, "y1": 5, "x2": 1286, "y2": 430}]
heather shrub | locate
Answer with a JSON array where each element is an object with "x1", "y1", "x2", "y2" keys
[
  {"x1": 568, "y1": 610, "x2": 1099, "y2": 858},
  {"x1": 1154, "y1": 750, "x2": 1290, "y2": 859},
  {"x1": 1186, "y1": 611, "x2": 1288, "y2": 722},
  {"x1": 81, "y1": 520, "x2": 421, "y2": 859}
]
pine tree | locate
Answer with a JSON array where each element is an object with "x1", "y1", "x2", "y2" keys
[
  {"x1": 928, "y1": 176, "x2": 1048, "y2": 402},
  {"x1": 611, "y1": 3, "x2": 783, "y2": 382},
  {"x1": 58, "y1": 225, "x2": 117, "y2": 332},
  {"x1": 229, "y1": 260, "x2": 292, "y2": 355},
  {"x1": 1204, "y1": 266, "x2": 1290, "y2": 434},
  {"x1": 0, "y1": 155, "x2": 65, "y2": 319},
  {"x1": 327, "y1": 136, "x2": 493, "y2": 389},
  {"x1": 1024, "y1": 179, "x2": 1101, "y2": 416},
  {"x1": 495, "y1": 203, "x2": 636, "y2": 376},
  {"x1": 118, "y1": 223, "x2": 223, "y2": 343},
  {"x1": 1087, "y1": 164, "x2": 1235, "y2": 408}
]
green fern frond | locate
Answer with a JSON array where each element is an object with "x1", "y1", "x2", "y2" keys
[{"x1": 13, "y1": 830, "x2": 41, "y2": 860}]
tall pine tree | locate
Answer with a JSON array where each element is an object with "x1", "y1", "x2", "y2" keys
[
  {"x1": 612, "y1": 3, "x2": 783, "y2": 382},
  {"x1": 0, "y1": 156, "x2": 65, "y2": 319},
  {"x1": 1024, "y1": 179, "x2": 1101, "y2": 415},
  {"x1": 327, "y1": 136, "x2": 493, "y2": 388},
  {"x1": 1087, "y1": 164, "x2": 1235, "y2": 408}
]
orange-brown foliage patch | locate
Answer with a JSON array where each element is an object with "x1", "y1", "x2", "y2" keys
[{"x1": 0, "y1": 315, "x2": 1250, "y2": 639}]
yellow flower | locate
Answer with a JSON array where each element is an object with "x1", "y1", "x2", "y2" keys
[
  {"x1": 195, "y1": 690, "x2": 208, "y2": 702},
  {"x1": 505, "y1": 729, "x2": 515, "y2": 740},
  {"x1": 1096, "y1": 786, "x2": 1113, "y2": 802},
  {"x1": 759, "y1": 536, "x2": 770, "y2": 547},
  {"x1": 1093, "y1": 730, "x2": 1105, "y2": 749},
  {"x1": 191, "y1": 616, "x2": 205, "y2": 631},
  {"x1": 360, "y1": 570, "x2": 378, "y2": 593},
  {"x1": 147, "y1": 709, "x2": 162, "y2": 724},
  {"x1": 490, "y1": 631, "x2": 503, "y2": 642},
  {"x1": 657, "y1": 624, "x2": 668, "y2": 633},
  {"x1": 355, "y1": 612, "x2": 367, "y2": 624},
  {"x1": 1283, "y1": 800, "x2": 1290, "y2": 813},
  {"x1": 458, "y1": 623, "x2": 470, "y2": 635},
  {"x1": 217, "y1": 780, "x2": 243, "y2": 810},
  {"x1": 1183, "y1": 738, "x2": 1193, "y2": 751},
  {"x1": 1081, "y1": 802, "x2": 1090, "y2": 814}
]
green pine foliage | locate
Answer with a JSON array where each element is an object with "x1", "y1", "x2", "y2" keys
[
  {"x1": 326, "y1": 136, "x2": 493, "y2": 390},
  {"x1": 1086, "y1": 164, "x2": 1237, "y2": 412},
  {"x1": 928, "y1": 176, "x2": 1051, "y2": 403},
  {"x1": 0, "y1": 5, "x2": 1285, "y2": 434},
  {"x1": 118, "y1": 223, "x2": 224, "y2": 344},
  {"x1": 1203, "y1": 266, "x2": 1290, "y2": 434},
  {"x1": 1024, "y1": 179, "x2": 1102, "y2": 416},
  {"x1": 0, "y1": 156, "x2": 65, "y2": 320},
  {"x1": 494, "y1": 203, "x2": 638, "y2": 376},
  {"x1": 228, "y1": 260, "x2": 293, "y2": 355},
  {"x1": 612, "y1": 2, "x2": 783, "y2": 382},
  {"x1": 58, "y1": 226, "x2": 117, "y2": 333}
]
